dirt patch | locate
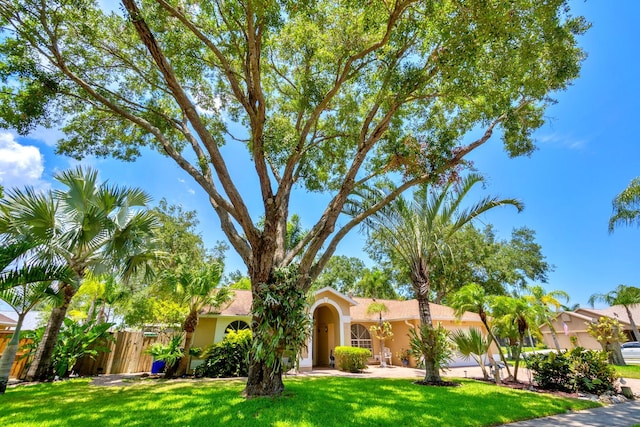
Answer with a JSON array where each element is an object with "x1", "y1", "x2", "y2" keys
[{"x1": 413, "y1": 380, "x2": 461, "y2": 387}]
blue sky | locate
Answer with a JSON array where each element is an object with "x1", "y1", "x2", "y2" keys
[{"x1": 1, "y1": 0, "x2": 638, "y2": 309}]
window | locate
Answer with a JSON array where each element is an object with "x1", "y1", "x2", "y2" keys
[
  {"x1": 225, "y1": 320, "x2": 249, "y2": 334},
  {"x1": 351, "y1": 324, "x2": 373, "y2": 353}
]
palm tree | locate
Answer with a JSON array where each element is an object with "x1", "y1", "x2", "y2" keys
[
  {"x1": 162, "y1": 259, "x2": 232, "y2": 377},
  {"x1": 0, "y1": 239, "x2": 71, "y2": 393},
  {"x1": 366, "y1": 302, "x2": 392, "y2": 367},
  {"x1": 0, "y1": 166, "x2": 159, "y2": 382},
  {"x1": 589, "y1": 285, "x2": 640, "y2": 341},
  {"x1": 449, "y1": 283, "x2": 512, "y2": 380},
  {"x1": 355, "y1": 173, "x2": 522, "y2": 383},
  {"x1": 609, "y1": 177, "x2": 640, "y2": 232},
  {"x1": 525, "y1": 285, "x2": 569, "y2": 351},
  {"x1": 451, "y1": 328, "x2": 491, "y2": 380},
  {"x1": 491, "y1": 295, "x2": 538, "y2": 381}
]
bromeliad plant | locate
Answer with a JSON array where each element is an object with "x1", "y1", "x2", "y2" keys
[
  {"x1": 409, "y1": 323, "x2": 454, "y2": 384},
  {"x1": 247, "y1": 265, "x2": 311, "y2": 395}
]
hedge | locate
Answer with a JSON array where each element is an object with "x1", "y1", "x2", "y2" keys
[{"x1": 335, "y1": 346, "x2": 370, "y2": 373}]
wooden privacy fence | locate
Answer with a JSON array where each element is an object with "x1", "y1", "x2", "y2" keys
[
  {"x1": 75, "y1": 331, "x2": 168, "y2": 376},
  {"x1": 0, "y1": 330, "x2": 167, "y2": 378},
  {"x1": 0, "y1": 332, "x2": 31, "y2": 379}
]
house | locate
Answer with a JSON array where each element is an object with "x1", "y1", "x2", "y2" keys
[
  {"x1": 0, "y1": 311, "x2": 45, "y2": 332},
  {"x1": 540, "y1": 305, "x2": 640, "y2": 350},
  {"x1": 0, "y1": 312, "x2": 17, "y2": 331},
  {"x1": 192, "y1": 287, "x2": 489, "y2": 371}
]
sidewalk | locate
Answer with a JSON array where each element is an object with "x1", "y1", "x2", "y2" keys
[{"x1": 504, "y1": 400, "x2": 640, "y2": 426}]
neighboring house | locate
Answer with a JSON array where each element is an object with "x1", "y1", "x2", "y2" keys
[
  {"x1": 540, "y1": 305, "x2": 640, "y2": 350},
  {"x1": 0, "y1": 312, "x2": 17, "y2": 331},
  {"x1": 192, "y1": 287, "x2": 489, "y2": 371},
  {"x1": 0, "y1": 311, "x2": 45, "y2": 332}
]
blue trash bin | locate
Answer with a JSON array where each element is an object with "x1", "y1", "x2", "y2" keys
[{"x1": 151, "y1": 360, "x2": 166, "y2": 374}]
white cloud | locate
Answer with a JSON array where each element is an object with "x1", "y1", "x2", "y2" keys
[
  {"x1": 0, "y1": 132, "x2": 49, "y2": 191},
  {"x1": 538, "y1": 133, "x2": 587, "y2": 150},
  {"x1": 27, "y1": 125, "x2": 65, "y2": 147}
]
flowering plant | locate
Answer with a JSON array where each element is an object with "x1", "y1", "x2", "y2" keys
[{"x1": 396, "y1": 348, "x2": 410, "y2": 361}]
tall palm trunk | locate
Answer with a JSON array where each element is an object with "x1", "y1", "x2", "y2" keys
[
  {"x1": 548, "y1": 322, "x2": 562, "y2": 351},
  {"x1": 416, "y1": 295, "x2": 441, "y2": 383},
  {"x1": 623, "y1": 305, "x2": 640, "y2": 341},
  {"x1": 175, "y1": 310, "x2": 198, "y2": 377},
  {"x1": 24, "y1": 284, "x2": 75, "y2": 382},
  {"x1": 0, "y1": 315, "x2": 24, "y2": 393},
  {"x1": 478, "y1": 311, "x2": 513, "y2": 380}
]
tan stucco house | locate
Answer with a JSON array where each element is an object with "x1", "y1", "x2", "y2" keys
[
  {"x1": 540, "y1": 305, "x2": 640, "y2": 350},
  {"x1": 192, "y1": 287, "x2": 489, "y2": 371}
]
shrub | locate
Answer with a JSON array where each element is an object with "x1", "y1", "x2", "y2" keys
[
  {"x1": 144, "y1": 334, "x2": 184, "y2": 378},
  {"x1": 334, "y1": 346, "x2": 370, "y2": 372},
  {"x1": 194, "y1": 329, "x2": 252, "y2": 378},
  {"x1": 525, "y1": 347, "x2": 618, "y2": 395},
  {"x1": 409, "y1": 323, "x2": 454, "y2": 372},
  {"x1": 20, "y1": 318, "x2": 115, "y2": 379}
]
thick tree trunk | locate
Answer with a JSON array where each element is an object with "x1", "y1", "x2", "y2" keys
[
  {"x1": 24, "y1": 285, "x2": 75, "y2": 382},
  {"x1": 0, "y1": 315, "x2": 24, "y2": 393},
  {"x1": 244, "y1": 358, "x2": 284, "y2": 397}
]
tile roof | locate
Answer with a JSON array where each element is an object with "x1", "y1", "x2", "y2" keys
[
  {"x1": 0, "y1": 312, "x2": 17, "y2": 326},
  {"x1": 576, "y1": 305, "x2": 640, "y2": 326},
  {"x1": 349, "y1": 297, "x2": 481, "y2": 323},
  {"x1": 202, "y1": 289, "x2": 253, "y2": 316},
  {"x1": 201, "y1": 290, "x2": 481, "y2": 323}
]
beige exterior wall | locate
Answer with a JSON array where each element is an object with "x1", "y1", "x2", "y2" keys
[
  {"x1": 541, "y1": 314, "x2": 601, "y2": 350},
  {"x1": 192, "y1": 316, "x2": 252, "y2": 349},
  {"x1": 315, "y1": 289, "x2": 352, "y2": 318},
  {"x1": 192, "y1": 317, "x2": 218, "y2": 350},
  {"x1": 348, "y1": 318, "x2": 493, "y2": 368}
]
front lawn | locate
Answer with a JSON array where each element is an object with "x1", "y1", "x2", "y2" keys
[
  {"x1": 0, "y1": 376, "x2": 598, "y2": 426},
  {"x1": 615, "y1": 364, "x2": 640, "y2": 379}
]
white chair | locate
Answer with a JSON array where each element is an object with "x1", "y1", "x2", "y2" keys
[{"x1": 383, "y1": 347, "x2": 392, "y2": 366}]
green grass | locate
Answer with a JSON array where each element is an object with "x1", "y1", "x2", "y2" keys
[
  {"x1": 0, "y1": 376, "x2": 599, "y2": 427},
  {"x1": 615, "y1": 364, "x2": 640, "y2": 379}
]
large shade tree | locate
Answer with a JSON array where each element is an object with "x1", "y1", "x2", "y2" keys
[
  {"x1": 368, "y1": 223, "x2": 552, "y2": 302},
  {"x1": 352, "y1": 173, "x2": 522, "y2": 383},
  {"x1": 0, "y1": 0, "x2": 587, "y2": 396},
  {"x1": 0, "y1": 167, "x2": 158, "y2": 382}
]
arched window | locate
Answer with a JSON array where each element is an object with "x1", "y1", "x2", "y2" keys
[
  {"x1": 225, "y1": 320, "x2": 249, "y2": 334},
  {"x1": 351, "y1": 324, "x2": 373, "y2": 353}
]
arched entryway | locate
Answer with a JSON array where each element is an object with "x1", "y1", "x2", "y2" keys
[{"x1": 312, "y1": 304, "x2": 340, "y2": 367}]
